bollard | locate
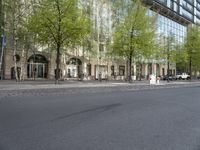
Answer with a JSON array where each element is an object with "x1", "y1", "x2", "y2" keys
[
  {"x1": 157, "y1": 76, "x2": 160, "y2": 84},
  {"x1": 149, "y1": 74, "x2": 156, "y2": 85}
]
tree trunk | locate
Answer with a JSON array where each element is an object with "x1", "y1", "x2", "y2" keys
[
  {"x1": 20, "y1": 46, "x2": 25, "y2": 81},
  {"x1": 12, "y1": 0, "x2": 19, "y2": 82},
  {"x1": 167, "y1": 60, "x2": 170, "y2": 75},
  {"x1": 55, "y1": 0, "x2": 62, "y2": 84},
  {"x1": 167, "y1": 44, "x2": 170, "y2": 82},
  {"x1": 55, "y1": 44, "x2": 60, "y2": 84},
  {"x1": 128, "y1": 54, "x2": 132, "y2": 83},
  {"x1": 14, "y1": 37, "x2": 19, "y2": 82},
  {"x1": 189, "y1": 56, "x2": 192, "y2": 80},
  {"x1": 139, "y1": 62, "x2": 142, "y2": 81},
  {"x1": 126, "y1": 59, "x2": 128, "y2": 81}
]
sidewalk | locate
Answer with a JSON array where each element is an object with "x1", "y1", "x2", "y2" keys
[
  {"x1": 0, "y1": 79, "x2": 200, "y2": 91},
  {"x1": 0, "y1": 79, "x2": 146, "y2": 90}
]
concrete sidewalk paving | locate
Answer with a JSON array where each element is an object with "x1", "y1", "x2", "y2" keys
[
  {"x1": 0, "y1": 79, "x2": 200, "y2": 91},
  {"x1": 0, "y1": 80, "x2": 147, "y2": 90}
]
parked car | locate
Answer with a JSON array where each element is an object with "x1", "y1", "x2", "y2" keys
[
  {"x1": 176, "y1": 73, "x2": 190, "y2": 80},
  {"x1": 162, "y1": 75, "x2": 177, "y2": 81}
]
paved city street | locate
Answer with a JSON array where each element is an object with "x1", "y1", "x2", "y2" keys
[
  {"x1": 0, "y1": 80, "x2": 200, "y2": 150},
  {"x1": 2, "y1": 0, "x2": 200, "y2": 149}
]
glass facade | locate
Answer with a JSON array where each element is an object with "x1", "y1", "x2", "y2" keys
[
  {"x1": 179, "y1": 0, "x2": 194, "y2": 22},
  {"x1": 156, "y1": 13, "x2": 187, "y2": 45},
  {"x1": 153, "y1": 0, "x2": 200, "y2": 24}
]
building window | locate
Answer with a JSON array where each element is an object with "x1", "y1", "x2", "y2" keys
[
  {"x1": 196, "y1": 3, "x2": 200, "y2": 10},
  {"x1": 119, "y1": 66, "x2": 125, "y2": 76},
  {"x1": 173, "y1": 2, "x2": 178, "y2": 12},
  {"x1": 162, "y1": 68, "x2": 165, "y2": 76},
  {"x1": 111, "y1": 65, "x2": 114, "y2": 76},
  {"x1": 99, "y1": 44, "x2": 104, "y2": 52},
  {"x1": 87, "y1": 64, "x2": 91, "y2": 76}
]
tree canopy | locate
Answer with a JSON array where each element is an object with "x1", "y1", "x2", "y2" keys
[
  {"x1": 184, "y1": 25, "x2": 200, "y2": 76},
  {"x1": 111, "y1": 0, "x2": 157, "y2": 81},
  {"x1": 112, "y1": 0, "x2": 157, "y2": 57},
  {"x1": 27, "y1": 0, "x2": 90, "y2": 46},
  {"x1": 26, "y1": 0, "x2": 91, "y2": 82}
]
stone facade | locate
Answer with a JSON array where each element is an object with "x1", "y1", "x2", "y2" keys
[{"x1": 1, "y1": 0, "x2": 178, "y2": 80}]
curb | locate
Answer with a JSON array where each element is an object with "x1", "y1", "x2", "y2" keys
[{"x1": 0, "y1": 81, "x2": 200, "y2": 91}]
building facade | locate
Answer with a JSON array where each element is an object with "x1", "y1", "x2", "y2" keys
[
  {"x1": 148, "y1": 0, "x2": 200, "y2": 24},
  {"x1": 1, "y1": 0, "x2": 199, "y2": 80},
  {"x1": 143, "y1": 0, "x2": 200, "y2": 76},
  {"x1": 1, "y1": 0, "x2": 114, "y2": 80}
]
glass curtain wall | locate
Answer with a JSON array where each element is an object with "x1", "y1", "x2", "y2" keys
[
  {"x1": 153, "y1": 10, "x2": 187, "y2": 75},
  {"x1": 155, "y1": 0, "x2": 199, "y2": 23},
  {"x1": 156, "y1": 13, "x2": 187, "y2": 44}
]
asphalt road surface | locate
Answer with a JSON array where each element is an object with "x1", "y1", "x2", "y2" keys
[{"x1": 0, "y1": 86, "x2": 200, "y2": 150}]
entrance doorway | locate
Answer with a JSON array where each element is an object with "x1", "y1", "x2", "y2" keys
[
  {"x1": 27, "y1": 54, "x2": 48, "y2": 79},
  {"x1": 66, "y1": 58, "x2": 82, "y2": 78},
  {"x1": 11, "y1": 67, "x2": 21, "y2": 79}
]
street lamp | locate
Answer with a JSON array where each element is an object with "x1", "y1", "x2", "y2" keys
[
  {"x1": 0, "y1": 0, "x2": 5, "y2": 80},
  {"x1": 0, "y1": 34, "x2": 6, "y2": 80}
]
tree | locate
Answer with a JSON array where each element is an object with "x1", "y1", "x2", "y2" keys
[
  {"x1": 0, "y1": 0, "x2": 3, "y2": 36},
  {"x1": 3, "y1": 0, "x2": 31, "y2": 81},
  {"x1": 174, "y1": 44, "x2": 188, "y2": 73},
  {"x1": 111, "y1": 0, "x2": 157, "y2": 82},
  {"x1": 162, "y1": 34, "x2": 176, "y2": 77},
  {"x1": 27, "y1": 0, "x2": 90, "y2": 83},
  {"x1": 184, "y1": 25, "x2": 200, "y2": 78}
]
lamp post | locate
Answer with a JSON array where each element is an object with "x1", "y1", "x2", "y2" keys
[
  {"x1": 0, "y1": 0, "x2": 5, "y2": 80},
  {"x1": 0, "y1": 34, "x2": 6, "y2": 80},
  {"x1": 129, "y1": 29, "x2": 133, "y2": 83}
]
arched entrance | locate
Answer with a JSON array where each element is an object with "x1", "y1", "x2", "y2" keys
[
  {"x1": 27, "y1": 54, "x2": 48, "y2": 79},
  {"x1": 66, "y1": 57, "x2": 82, "y2": 78}
]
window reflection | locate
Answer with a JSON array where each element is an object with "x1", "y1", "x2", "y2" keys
[{"x1": 150, "y1": 10, "x2": 187, "y2": 45}]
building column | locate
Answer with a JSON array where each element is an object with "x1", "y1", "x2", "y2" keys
[
  {"x1": 145, "y1": 64, "x2": 148, "y2": 79},
  {"x1": 133, "y1": 64, "x2": 136, "y2": 80},
  {"x1": 83, "y1": 62, "x2": 87, "y2": 80},
  {"x1": 152, "y1": 63, "x2": 157, "y2": 75}
]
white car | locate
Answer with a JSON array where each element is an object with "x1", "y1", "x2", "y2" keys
[{"x1": 176, "y1": 73, "x2": 190, "y2": 80}]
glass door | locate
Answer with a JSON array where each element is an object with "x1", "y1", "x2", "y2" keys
[
  {"x1": 28, "y1": 63, "x2": 47, "y2": 78},
  {"x1": 37, "y1": 64, "x2": 44, "y2": 78}
]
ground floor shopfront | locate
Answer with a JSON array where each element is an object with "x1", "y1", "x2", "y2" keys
[{"x1": 3, "y1": 51, "x2": 176, "y2": 81}]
